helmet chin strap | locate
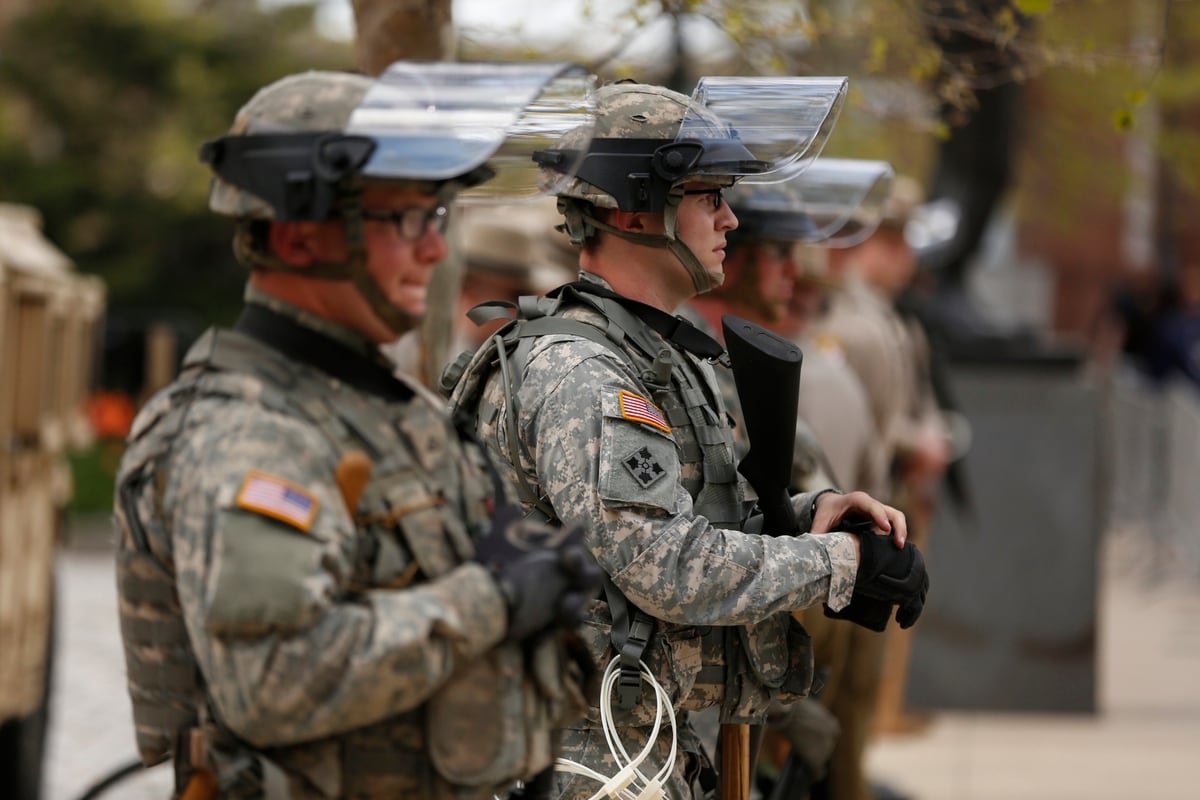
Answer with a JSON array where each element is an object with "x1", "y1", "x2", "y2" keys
[
  {"x1": 565, "y1": 198, "x2": 722, "y2": 297},
  {"x1": 337, "y1": 196, "x2": 423, "y2": 337},
  {"x1": 246, "y1": 191, "x2": 423, "y2": 338}
]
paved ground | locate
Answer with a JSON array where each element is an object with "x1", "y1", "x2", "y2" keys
[
  {"x1": 865, "y1": 530, "x2": 1200, "y2": 800},
  {"x1": 42, "y1": 519, "x2": 1200, "y2": 800}
]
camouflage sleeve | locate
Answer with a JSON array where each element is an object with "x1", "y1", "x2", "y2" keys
[
  {"x1": 166, "y1": 398, "x2": 507, "y2": 748},
  {"x1": 520, "y1": 339, "x2": 858, "y2": 623}
]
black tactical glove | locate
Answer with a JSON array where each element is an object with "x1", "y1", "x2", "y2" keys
[
  {"x1": 475, "y1": 506, "x2": 604, "y2": 642},
  {"x1": 824, "y1": 518, "x2": 929, "y2": 632}
]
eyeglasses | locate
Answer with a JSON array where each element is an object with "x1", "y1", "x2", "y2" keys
[
  {"x1": 682, "y1": 187, "x2": 725, "y2": 212},
  {"x1": 359, "y1": 205, "x2": 449, "y2": 240}
]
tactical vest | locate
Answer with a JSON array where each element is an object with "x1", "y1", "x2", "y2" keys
[
  {"x1": 445, "y1": 284, "x2": 744, "y2": 526},
  {"x1": 444, "y1": 285, "x2": 811, "y2": 731},
  {"x1": 116, "y1": 322, "x2": 574, "y2": 798}
]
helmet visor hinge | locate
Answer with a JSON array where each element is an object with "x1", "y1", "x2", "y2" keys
[{"x1": 651, "y1": 140, "x2": 704, "y2": 182}]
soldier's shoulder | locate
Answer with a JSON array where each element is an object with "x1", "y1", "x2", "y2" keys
[
  {"x1": 811, "y1": 333, "x2": 848, "y2": 361},
  {"x1": 176, "y1": 390, "x2": 334, "y2": 464}
]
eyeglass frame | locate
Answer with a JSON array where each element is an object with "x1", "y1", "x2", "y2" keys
[
  {"x1": 358, "y1": 204, "x2": 450, "y2": 240},
  {"x1": 681, "y1": 187, "x2": 726, "y2": 212}
]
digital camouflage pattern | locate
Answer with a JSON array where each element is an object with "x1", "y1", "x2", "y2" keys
[
  {"x1": 115, "y1": 292, "x2": 585, "y2": 799},
  {"x1": 451, "y1": 273, "x2": 858, "y2": 799},
  {"x1": 554, "y1": 82, "x2": 724, "y2": 211},
  {"x1": 208, "y1": 71, "x2": 374, "y2": 219}
]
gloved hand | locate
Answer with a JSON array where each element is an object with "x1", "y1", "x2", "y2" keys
[
  {"x1": 824, "y1": 518, "x2": 929, "y2": 632},
  {"x1": 475, "y1": 506, "x2": 604, "y2": 642}
]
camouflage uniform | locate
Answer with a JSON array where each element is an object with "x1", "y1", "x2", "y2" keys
[
  {"x1": 115, "y1": 65, "x2": 601, "y2": 800},
  {"x1": 676, "y1": 304, "x2": 844, "y2": 783},
  {"x1": 449, "y1": 273, "x2": 858, "y2": 799},
  {"x1": 115, "y1": 290, "x2": 586, "y2": 798}
]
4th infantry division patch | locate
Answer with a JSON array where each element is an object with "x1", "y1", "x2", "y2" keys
[{"x1": 623, "y1": 446, "x2": 667, "y2": 488}]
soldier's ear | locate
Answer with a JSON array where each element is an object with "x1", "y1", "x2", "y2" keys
[
  {"x1": 610, "y1": 209, "x2": 648, "y2": 234},
  {"x1": 269, "y1": 221, "x2": 324, "y2": 267}
]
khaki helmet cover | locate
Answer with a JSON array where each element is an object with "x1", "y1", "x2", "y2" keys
[{"x1": 205, "y1": 71, "x2": 376, "y2": 220}]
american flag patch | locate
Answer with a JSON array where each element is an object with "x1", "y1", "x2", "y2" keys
[
  {"x1": 236, "y1": 471, "x2": 319, "y2": 532},
  {"x1": 618, "y1": 390, "x2": 671, "y2": 434}
]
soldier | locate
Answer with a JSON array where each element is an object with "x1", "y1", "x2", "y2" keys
[
  {"x1": 456, "y1": 201, "x2": 577, "y2": 348},
  {"x1": 444, "y1": 80, "x2": 929, "y2": 800},
  {"x1": 112, "y1": 64, "x2": 605, "y2": 799},
  {"x1": 686, "y1": 165, "x2": 897, "y2": 800},
  {"x1": 786, "y1": 244, "x2": 887, "y2": 498},
  {"x1": 820, "y1": 176, "x2": 953, "y2": 522},
  {"x1": 817, "y1": 176, "x2": 955, "y2": 794}
]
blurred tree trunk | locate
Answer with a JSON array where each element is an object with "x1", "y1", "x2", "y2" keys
[
  {"x1": 920, "y1": 0, "x2": 1028, "y2": 291},
  {"x1": 352, "y1": 0, "x2": 454, "y2": 74},
  {"x1": 351, "y1": 0, "x2": 462, "y2": 390}
]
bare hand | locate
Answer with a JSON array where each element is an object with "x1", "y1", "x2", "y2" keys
[{"x1": 811, "y1": 490, "x2": 907, "y2": 548}]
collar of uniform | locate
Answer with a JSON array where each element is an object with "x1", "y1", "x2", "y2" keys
[
  {"x1": 556, "y1": 273, "x2": 726, "y2": 362},
  {"x1": 577, "y1": 270, "x2": 612, "y2": 291},
  {"x1": 243, "y1": 284, "x2": 378, "y2": 359},
  {"x1": 234, "y1": 293, "x2": 414, "y2": 403}
]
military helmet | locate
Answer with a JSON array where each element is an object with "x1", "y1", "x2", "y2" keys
[
  {"x1": 727, "y1": 158, "x2": 897, "y2": 249},
  {"x1": 461, "y1": 203, "x2": 574, "y2": 293},
  {"x1": 536, "y1": 76, "x2": 848, "y2": 295},
  {"x1": 545, "y1": 82, "x2": 761, "y2": 213},
  {"x1": 202, "y1": 63, "x2": 598, "y2": 223},
  {"x1": 199, "y1": 62, "x2": 597, "y2": 337},
  {"x1": 878, "y1": 174, "x2": 923, "y2": 229},
  {"x1": 725, "y1": 180, "x2": 820, "y2": 245},
  {"x1": 205, "y1": 71, "x2": 377, "y2": 220}
]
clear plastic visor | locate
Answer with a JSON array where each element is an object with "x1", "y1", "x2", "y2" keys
[
  {"x1": 794, "y1": 159, "x2": 896, "y2": 247},
  {"x1": 679, "y1": 76, "x2": 847, "y2": 180},
  {"x1": 348, "y1": 61, "x2": 596, "y2": 201},
  {"x1": 726, "y1": 159, "x2": 894, "y2": 246}
]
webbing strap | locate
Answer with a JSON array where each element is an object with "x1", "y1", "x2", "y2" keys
[
  {"x1": 492, "y1": 333, "x2": 557, "y2": 522},
  {"x1": 604, "y1": 577, "x2": 656, "y2": 710}
]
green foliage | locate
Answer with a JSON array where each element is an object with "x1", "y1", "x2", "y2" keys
[
  {"x1": 1014, "y1": 0, "x2": 1053, "y2": 16},
  {"x1": 65, "y1": 442, "x2": 123, "y2": 515},
  {"x1": 0, "y1": 0, "x2": 351, "y2": 324}
]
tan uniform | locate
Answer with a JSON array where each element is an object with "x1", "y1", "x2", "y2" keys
[
  {"x1": 784, "y1": 327, "x2": 886, "y2": 800},
  {"x1": 794, "y1": 334, "x2": 888, "y2": 500},
  {"x1": 808, "y1": 274, "x2": 946, "y2": 800},
  {"x1": 820, "y1": 275, "x2": 945, "y2": 492}
]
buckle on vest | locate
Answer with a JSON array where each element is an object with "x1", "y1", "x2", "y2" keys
[{"x1": 617, "y1": 616, "x2": 654, "y2": 709}]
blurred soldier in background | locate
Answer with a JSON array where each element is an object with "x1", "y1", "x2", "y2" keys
[
  {"x1": 446, "y1": 80, "x2": 927, "y2": 800},
  {"x1": 787, "y1": 243, "x2": 898, "y2": 800},
  {"x1": 454, "y1": 200, "x2": 578, "y2": 348},
  {"x1": 112, "y1": 64, "x2": 604, "y2": 799},
  {"x1": 687, "y1": 165, "x2": 900, "y2": 800},
  {"x1": 821, "y1": 177, "x2": 953, "y2": 528},
  {"x1": 819, "y1": 176, "x2": 956, "y2": 748},
  {"x1": 784, "y1": 244, "x2": 886, "y2": 500}
]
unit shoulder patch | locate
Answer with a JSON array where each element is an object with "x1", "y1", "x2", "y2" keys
[
  {"x1": 236, "y1": 471, "x2": 319, "y2": 532},
  {"x1": 622, "y1": 445, "x2": 668, "y2": 489}
]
